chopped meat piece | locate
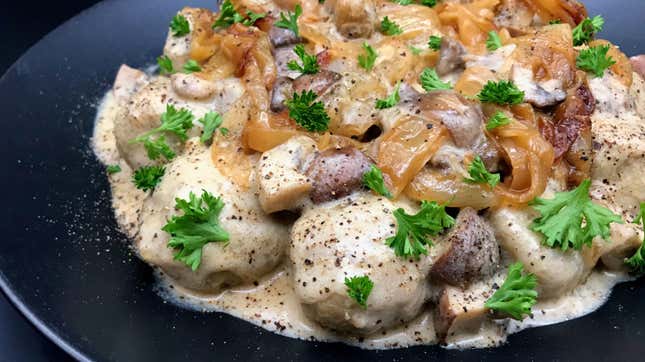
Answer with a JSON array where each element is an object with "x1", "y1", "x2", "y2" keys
[
  {"x1": 270, "y1": 77, "x2": 294, "y2": 112},
  {"x1": 630, "y1": 55, "x2": 645, "y2": 79},
  {"x1": 292, "y1": 70, "x2": 341, "y2": 96},
  {"x1": 305, "y1": 147, "x2": 373, "y2": 203},
  {"x1": 431, "y1": 208, "x2": 500, "y2": 288},
  {"x1": 268, "y1": 26, "x2": 301, "y2": 48},
  {"x1": 511, "y1": 66, "x2": 566, "y2": 108},
  {"x1": 329, "y1": 0, "x2": 377, "y2": 39},
  {"x1": 436, "y1": 37, "x2": 466, "y2": 76}
]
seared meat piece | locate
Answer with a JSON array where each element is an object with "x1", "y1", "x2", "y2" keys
[
  {"x1": 434, "y1": 275, "x2": 504, "y2": 343},
  {"x1": 511, "y1": 66, "x2": 566, "y2": 108},
  {"x1": 305, "y1": 147, "x2": 373, "y2": 203},
  {"x1": 271, "y1": 70, "x2": 341, "y2": 112},
  {"x1": 418, "y1": 91, "x2": 500, "y2": 170},
  {"x1": 543, "y1": 83, "x2": 594, "y2": 185},
  {"x1": 329, "y1": 0, "x2": 377, "y2": 38},
  {"x1": 268, "y1": 26, "x2": 300, "y2": 48},
  {"x1": 436, "y1": 37, "x2": 467, "y2": 76},
  {"x1": 630, "y1": 55, "x2": 645, "y2": 78},
  {"x1": 293, "y1": 69, "x2": 342, "y2": 95},
  {"x1": 270, "y1": 77, "x2": 294, "y2": 112},
  {"x1": 431, "y1": 208, "x2": 500, "y2": 288}
]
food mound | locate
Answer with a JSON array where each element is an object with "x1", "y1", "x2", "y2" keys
[{"x1": 93, "y1": 0, "x2": 645, "y2": 349}]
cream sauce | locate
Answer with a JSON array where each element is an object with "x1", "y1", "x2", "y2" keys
[{"x1": 92, "y1": 86, "x2": 633, "y2": 349}]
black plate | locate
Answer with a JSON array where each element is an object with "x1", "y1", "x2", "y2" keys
[{"x1": 0, "y1": 0, "x2": 643, "y2": 361}]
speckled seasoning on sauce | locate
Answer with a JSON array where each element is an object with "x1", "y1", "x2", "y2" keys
[{"x1": 92, "y1": 0, "x2": 645, "y2": 350}]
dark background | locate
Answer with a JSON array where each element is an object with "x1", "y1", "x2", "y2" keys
[
  {"x1": 0, "y1": 0, "x2": 642, "y2": 361},
  {"x1": 0, "y1": 3, "x2": 101, "y2": 361}
]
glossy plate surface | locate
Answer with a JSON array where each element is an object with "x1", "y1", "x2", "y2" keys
[{"x1": 0, "y1": 0, "x2": 643, "y2": 360}]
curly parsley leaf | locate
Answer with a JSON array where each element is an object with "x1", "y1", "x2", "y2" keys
[
  {"x1": 486, "y1": 31, "x2": 502, "y2": 51},
  {"x1": 428, "y1": 35, "x2": 442, "y2": 51},
  {"x1": 358, "y1": 42, "x2": 378, "y2": 71},
  {"x1": 220, "y1": 127, "x2": 230, "y2": 136},
  {"x1": 285, "y1": 90, "x2": 330, "y2": 132},
  {"x1": 573, "y1": 15, "x2": 604, "y2": 46},
  {"x1": 344, "y1": 275, "x2": 374, "y2": 309},
  {"x1": 464, "y1": 156, "x2": 500, "y2": 187},
  {"x1": 241, "y1": 10, "x2": 266, "y2": 26},
  {"x1": 163, "y1": 191, "x2": 230, "y2": 271},
  {"x1": 157, "y1": 55, "x2": 174, "y2": 75},
  {"x1": 143, "y1": 136, "x2": 176, "y2": 161},
  {"x1": 132, "y1": 104, "x2": 195, "y2": 144},
  {"x1": 198, "y1": 111, "x2": 223, "y2": 144},
  {"x1": 287, "y1": 44, "x2": 319, "y2": 75},
  {"x1": 392, "y1": 0, "x2": 413, "y2": 5},
  {"x1": 381, "y1": 16, "x2": 403, "y2": 36},
  {"x1": 386, "y1": 201, "x2": 455, "y2": 258},
  {"x1": 530, "y1": 179, "x2": 624, "y2": 251},
  {"x1": 213, "y1": 0, "x2": 244, "y2": 28},
  {"x1": 420, "y1": 68, "x2": 452, "y2": 91},
  {"x1": 576, "y1": 45, "x2": 615, "y2": 78},
  {"x1": 485, "y1": 262, "x2": 538, "y2": 320},
  {"x1": 549, "y1": 19, "x2": 562, "y2": 25},
  {"x1": 477, "y1": 80, "x2": 524, "y2": 105},
  {"x1": 275, "y1": 4, "x2": 302, "y2": 37},
  {"x1": 486, "y1": 111, "x2": 512, "y2": 130},
  {"x1": 182, "y1": 60, "x2": 202, "y2": 74},
  {"x1": 625, "y1": 203, "x2": 645, "y2": 275},
  {"x1": 421, "y1": 0, "x2": 437, "y2": 6},
  {"x1": 170, "y1": 14, "x2": 190, "y2": 37},
  {"x1": 133, "y1": 165, "x2": 165, "y2": 192},
  {"x1": 375, "y1": 82, "x2": 401, "y2": 109},
  {"x1": 363, "y1": 165, "x2": 392, "y2": 198},
  {"x1": 106, "y1": 165, "x2": 121, "y2": 174}
]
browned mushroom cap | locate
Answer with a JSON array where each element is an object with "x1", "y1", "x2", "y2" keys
[
  {"x1": 305, "y1": 147, "x2": 373, "y2": 203},
  {"x1": 268, "y1": 26, "x2": 301, "y2": 48},
  {"x1": 630, "y1": 55, "x2": 645, "y2": 79},
  {"x1": 329, "y1": 0, "x2": 377, "y2": 39},
  {"x1": 430, "y1": 208, "x2": 500, "y2": 288}
]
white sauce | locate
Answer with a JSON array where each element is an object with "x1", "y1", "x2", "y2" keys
[{"x1": 92, "y1": 88, "x2": 633, "y2": 349}]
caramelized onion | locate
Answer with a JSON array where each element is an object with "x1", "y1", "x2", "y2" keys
[
  {"x1": 377, "y1": 116, "x2": 449, "y2": 197},
  {"x1": 406, "y1": 169, "x2": 498, "y2": 209}
]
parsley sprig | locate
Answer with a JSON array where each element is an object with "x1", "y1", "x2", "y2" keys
[
  {"x1": 381, "y1": 17, "x2": 403, "y2": 36},
  {"x1": 170, "y1": 14, "x2": 190, "y2": 37},
  {"x1": 386, "y1": 201, "x2": 455, "y2": 258},
  {"x1": 163, "y1": 191, "x2": 230, "y2": 271},
  {"x1": 275, "y1": 4, "x2": 302, "y2": 37},
  {"x1": 625, "y1": 203, "x2": 645, "y2": 274},
  {"x1": 420, "y1": 68, "x2": 452, "y2": 91},
  {"x1": 358, "y1": 42, "x2": 378, "y2": 71},
  {"x1": 143, "y1": 136, "x2": 176, "y2": 161},
  {"x1": 213, "y1": 1, "x2": 266, "y2": 28},
  {"x1": 486, "y1": 111, "x2": 512, "y2": 130},
  {"x1": 106, "y1": 165, "x2": 121, "y2": 174},
  {"x1": 182, "y1": 60, "x2": 202, "y2": 74},
  {"x1": 375, "y1": 82, "x2": 401, "y2": 109},
  {"x1": 477, "y1": 80, "x2": 524, "y2": 105},
  {"x1": 486, "y1": 31, "x2": 502, "y2": 51},
  {"x1": 157, "y1": 55, "x2": 174, "y2": 75},
  {"x1": 428, "y1": 35, "x2": 442, "y2": 51},
  {"x1": 363, "y1": 165, "x2": 392, "y2": 198},
  {"x1": 132, "y1": 105, "x2": 195, "y2": 143},
  {"x1": 285, "y1": 91, "x2": 330, "y2": 132},
  {"x1": 287, "y1": 44, "x2": 319, "y2": 75},
  {"x1": 344, "y1": 275, "x2": 374, "y2": 309},
  {"x1": 573, "y1": 15, "x2": 604, "y2": 46},
  {"x1": 133, "y1": 165, "x2": 165, "y2": 192},
  {"x1": 464, "y1": 156, "x2": 500, "y2": 187},
  {"x1": 530, "y1": 179, "x2": 623, "y2": 251},
  {"x1": 576, "y1": 45, "x2": 615, "y2": 78},
  {"x1": 198, "y1": 111, "x2": 223, "y2": 143},
  {"x1": 485, "y1": 262, "x2": 538, "y2": 320}
]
